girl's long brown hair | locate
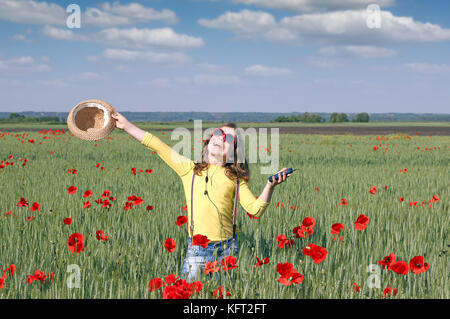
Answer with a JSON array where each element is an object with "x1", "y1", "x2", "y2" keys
[{"x1": 193, "y1": 123, "x2": 250, "y2": 182}]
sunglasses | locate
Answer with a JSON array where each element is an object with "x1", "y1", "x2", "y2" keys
[{"x1": 212, "y1": 128, "x2": 236, "y2": 145}]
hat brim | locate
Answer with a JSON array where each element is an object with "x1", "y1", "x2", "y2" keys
[{"x1": 67, "y1": 99, "x2": 116, "y2": 141}]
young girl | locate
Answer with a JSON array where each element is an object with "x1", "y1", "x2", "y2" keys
[{"x1": 112, "y1": 112, "x2": 291, "y2": 281}]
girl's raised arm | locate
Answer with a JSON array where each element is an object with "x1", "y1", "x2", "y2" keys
[
  {"x1": 112, "y1": 112, "x2": 146, "y2": 142},
  {"x1": 112, "y1": 112, "x2": 193, "y2": 177}
]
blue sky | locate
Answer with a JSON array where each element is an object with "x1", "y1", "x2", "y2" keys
[{"x1": 0, "y1": 0, "x2": 449, "y2": 113}]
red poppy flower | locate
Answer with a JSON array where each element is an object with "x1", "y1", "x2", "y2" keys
[
  {"x1": 192, "y1": 234, "x2": 210, "y2": 248},
  {"x1": 67, "y1": 186, "x2": 77, "y2": 195},
  {"x1": 213, "y1": 286, "x2": 231, "y2": 299},
  {"x1": 354, "y1": 214, "x2": 369, "y2": 230},
  {"x1": 276, "y1": 262, "x2": 294, "y2": 277},
  {"x1": 292, "y1": 225, "x2": 307, "y2": 238},
  {"x1": 63, "y1": 218, "x2": 72, "y2": 225},
  {"x1": 131, "y1": 167, "x2": 136, "y2": 175},
  {"x1": 146, "y1": 205, "x2": 154, "y2": 211},
  {"x1": 67, "y1": 233, "x2": 85, "y2": 254},
  {"x1": 221, "y1": 256, "x2": 238, "y2": 271},
  {"x1": 278, "y1": 272, "x2": 304, "y2": 286},
  {"x1": 96, "y1": 230, "x2": 108, "y2": 241},
  {"x1": 204, "y1": 261, "x2": 220, "y2": 274},
  {"x1": 27, "y1": 216, "x2": 35, "y2": 221},
  {"x1": 83, "y1": 190, "x2": 93, "y2": 198},
  {"x1": 409, "y1": 256, "x2": 429, "y2": 274},
  {"x1": 7, "y1": 264, "x2": 16, "y2": 277},
  {"x1": 191, "y1": 281, "x2": 203, "y2": 293},
  {"x1": 164, "y1": 274, "x2": 180, "y2": 285},
  {"x1": 145, "y1": 169, "x2": 153, "y2": 174},
  {"x1": 369, "y1": 186, "x2": 377, "y2": 194},
  {"x1": 162, "y1": 279, "x2": 195, "y2": 299},
  {"x1": 128, "y1": 196, "x2": 144, "y2": 205},
  {"x1": 246, "y1": 212, "x2": 259, "y2": 219},
  {"x1": 315, "y1": 187, "x2": 320, "y2": 192},
  {"x1": 18, "y1": 197, "x2": 29, "y2": 207},
  {"x1": 164, "y1": 238, "x2": 176, "y2": 253},
  {"x1": 276, "y1": 262, "x2": 304, "y2": 286},
  {"x1": 5, "y1": 210, "x2": 12, "y2": 217},
  {"x1": 378, "y1": 253, "x2": 396, "y2": 270},
  {"x1": 383, "y1": 287, "x2": 398, "y2": 297},
  {"x1": 331, "y1": 223, "x2": 345, "y2": 235},
  {"x1": 391, "y1": 260, "x2": 409, "y2": 275},
  {"x1": 182, "y1": 205, "x2": 187, "y2": 211},
  {"x1": 123, "y1": 202, "x2": 133, "y2": 210},
  {"x1": 302, "y1": 216, "x2": 315, "y2": 228},
  {"x1": 148, "y1": 278, "x2": 164, "y2": 292},
  {"x1": 398, "y1": 197, "x2": 404, "y2": 202},
  {"x1": 82, "y1": 201, "x2": 91, "y2": 209},
  {"x1": 409, "y1": 201, "x2": 418, "y2": 207},
  {"x1": 102, "y1": 199, "x2": 111, "y2": 208},
  {"x1": 276, "y1": 234, "x2": 294, "y2": 248},
  {"x1": 175, "y1": 216, "x2": 188, "y2": 227},
  {"x1": 352, "y1": 283, "x2": 361, "y2": 292},
  {"x1": 431, "y1": 195, "x2": 439, "y2": 203},
  {"x1": 27, "y1": 269, "x2": 47, "y2": 285},
  {"x1": 254, "y1": 256, "x2": 270, "y2": 268},
  {"x1": 29, "y1": 202, "x2": 40, "y2": 212},
  {"x1": 101, "y1": 190, "x2": 110, "y2": 198},
  {"x1": 339, "y1": 198, "x2": 348, "y2": 206},
  {"x1": 302, "y1": 244, "x2": 327, "y2": 264}
]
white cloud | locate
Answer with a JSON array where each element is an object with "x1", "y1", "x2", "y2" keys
[
  {"x1": 0, "y1": 55, "x2": 50, "y2": 71},
  {"x1": 79, "y1": 72, "x2": 101, "y2": 80},
  {"x1": 139, "y1": 78, "x2": 173, "y2": 89},
  {"x1": 404, "y1": 62, "x2": 450, "y2": 74},
  {"x1": 199, "y1": 9, "x2": 450, "y2": 45},
  {"x1": 9, "y1": 34, "x2": 32, "y2": 42},
  {"x1": 96, "y1": 27, "x2": 204, "y2": 49},
  {"x1": 0, "y1": 0, "x2": 178, "y2": 27},
  {"x1": 42, "y1": 25, "x2": 204, "y2": 51},
  {"x1": 102, "y1": 48, "x2": 191, "y2": 64},
  {"x1": 0, "y1": 0, "x2": 66, "y2": 25},
  {"x1": 42, "y1": 79, "x2": 68, "y2": 88},
  {"x1": 198, "y1": 9, "x2": 276, "y2": 36},
  {"x1": 193, "y1": 74, "x2": 242, "y2": 86},
  {"x1": 318, "y1": 45, "x2": 397, "y2": 58},
  {"x1": 95, "y1": 2, "x2": 178, "y2": 25},
  {"x1": 42, "y1": 25, "x2": 87, "y2": 41},
  {"x1": 244, "y1": 64, "x2": 294, "y2": 77},
  {"x1": 231, "y1": 0, "x2": 395, "y2": 12},
  {"x1": 196, "y1": 63, "x2": 222, "y2": 72},
  {"x1": 307, "y1": 56, "x2": 341, "y2": 69}
]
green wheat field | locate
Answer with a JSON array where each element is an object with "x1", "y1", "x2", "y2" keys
[{"x1": 0, "y1": 126, "x2": 448, "y2": 299}]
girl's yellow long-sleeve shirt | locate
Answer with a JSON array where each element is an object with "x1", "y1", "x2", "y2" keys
[{"x1": 141, "y1": 131, "x2": 269, "y2": 241}]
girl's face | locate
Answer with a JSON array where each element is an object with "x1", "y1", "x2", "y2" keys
[{"x1": 207, "y1": 126, "x2": 236, "y2": 164}]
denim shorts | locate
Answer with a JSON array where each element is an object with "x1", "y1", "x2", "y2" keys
[{"x1": 181, "y1": 235, "x2": 239, "y2": 282}]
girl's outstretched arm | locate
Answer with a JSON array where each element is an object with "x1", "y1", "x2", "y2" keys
[
  {"x1": 112, "y1": 112, "x2": 146, "y2": 142},
  {"x1": 112, "y1": 111, "x2": 193, "y2": 177}
]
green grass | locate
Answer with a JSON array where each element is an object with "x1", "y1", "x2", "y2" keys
[
  {"x1": 0, "y1": 120, "x2": 449, "y2": 131},
  {"x1": 0, "y1": 128, "x2": 448, "y2": 299}
]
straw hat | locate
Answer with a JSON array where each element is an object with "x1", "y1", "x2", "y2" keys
[{"x1": 67, "y1": 99, "x2": 117, "y2": 141}]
